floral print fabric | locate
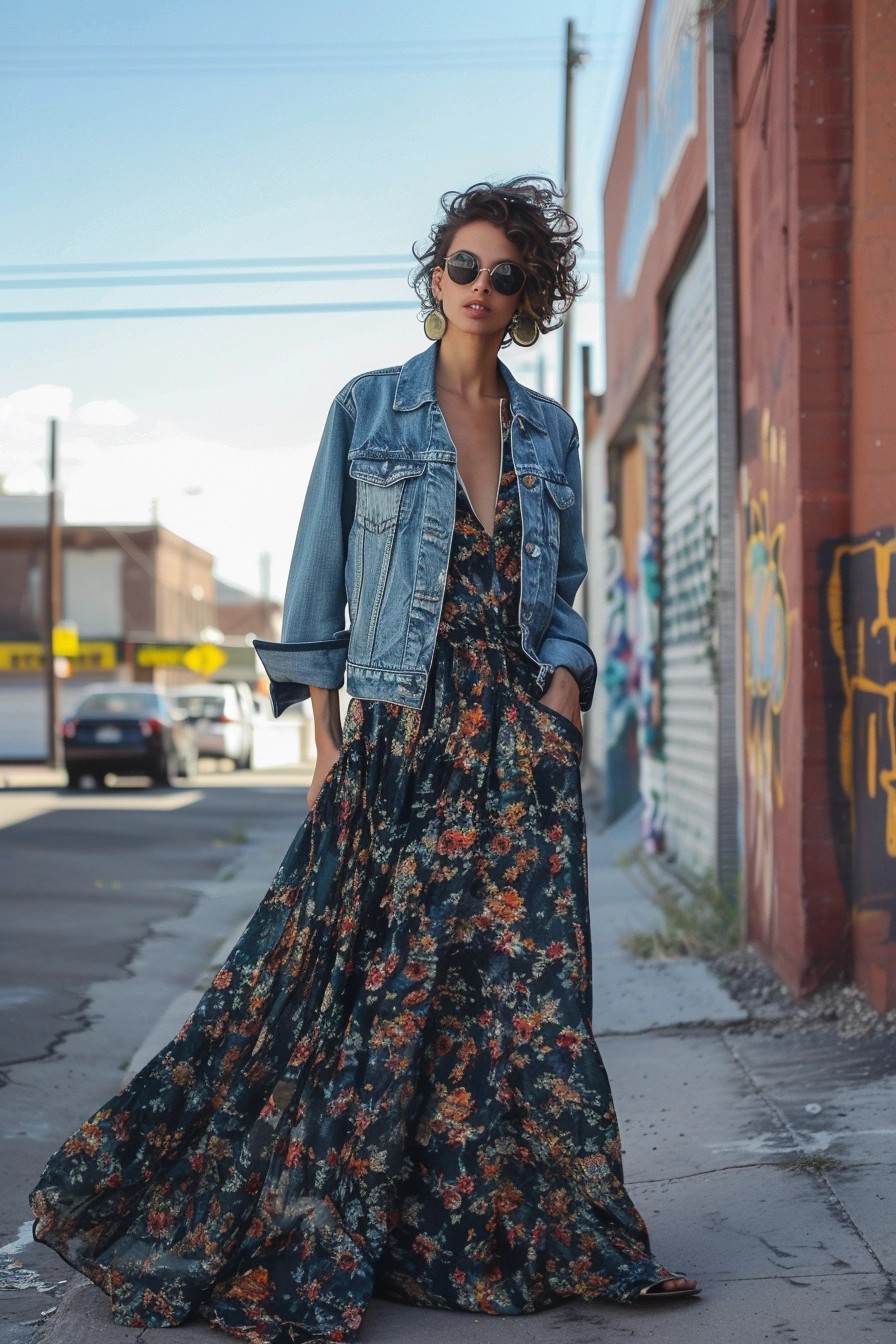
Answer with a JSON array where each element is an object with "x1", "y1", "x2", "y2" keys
[{"x1": 31, "y1": 427, "x2": 670, "y2": 1341}]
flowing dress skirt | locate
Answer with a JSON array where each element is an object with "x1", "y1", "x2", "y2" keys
[{"x1": 31, "y1": 440, "x2": 671, "y2": 1341}]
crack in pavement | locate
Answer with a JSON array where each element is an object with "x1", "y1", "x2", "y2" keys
[
  {"x1": 0, "y1": 885, "x2": 212, "y2": 1088},
  {"x1": 722, "y1": 1031, "x2": 896, "y2": 1289},
  {"x1": 630, "y1": 1158, "x2": 800, "y2": 1183},
  {"x1": 599, "y1": 1018, "x2": 754, "y2": 1038},
  {"x1": 0, "y1": 999, "x2": 93, "y2": 1087}
]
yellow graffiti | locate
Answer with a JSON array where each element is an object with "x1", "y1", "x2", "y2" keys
[
  {"x1": 760, "y1": 407, "x2": 787, "y2": 474},
  {"x1": 827, "y1": 536, "x2": 896, "y2": 858},
  {"x1": 743, "y1": 488, "x2": 794, "y2": 807}
]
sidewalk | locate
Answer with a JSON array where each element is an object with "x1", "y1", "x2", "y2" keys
[{"x1": 39, "y1": 806, "x2": 896, "y2": 1342}]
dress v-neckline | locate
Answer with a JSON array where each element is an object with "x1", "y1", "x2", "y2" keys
[{"x1": 453, "y1": 398, "x2": 510, "y2": 540}]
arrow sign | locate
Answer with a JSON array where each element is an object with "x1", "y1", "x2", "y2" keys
[{"x1": 182, "y1": 642, "x2": 229, "y2": 677}]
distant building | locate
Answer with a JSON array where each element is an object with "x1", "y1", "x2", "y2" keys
[
  {"x1": 215, "y1": 577, "x2": 281, "y2": 645},
  {"x1": 0, "y1": 515, "x2": 217, "y2": 649},
  {"x1": 0, "y1": 506, "x2": 282, "y2": 682}
]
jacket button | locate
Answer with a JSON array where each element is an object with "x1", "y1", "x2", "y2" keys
[
  {"x1": 524, "y1": 541, "x2": 540, "y2": 557},
  {"x1": 522, "y1": 473, "x2": 536, "y2": 487}
]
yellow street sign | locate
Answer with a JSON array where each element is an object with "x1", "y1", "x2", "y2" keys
[
  {"x1": 135, "y1": 645, "x2": 186, "y2": 668},
  {"x1": 182, "y1": 642, "x2": 229, "y2": 677},
  {"x1": 0, "y1": 642, "x2": 45, "y2": 672},
  {"x1": 0, "y1": 640, "x2": 119, "y2": 673},
  {"x1": 135, "y1": 642, "x2": 228, "y2": 676},
  {"x1": 72, "y1": 641, "x2": 118, "y2": 671},
  {"x1": 52, "y1": 622, "x2": 80, "y2": 657}
]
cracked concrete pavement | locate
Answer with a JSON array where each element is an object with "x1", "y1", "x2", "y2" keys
[{"x1": 9, "y1": 799, "x2": 896, "y2": 1343}]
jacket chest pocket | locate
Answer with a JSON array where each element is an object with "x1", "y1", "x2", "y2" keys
[
  {"x1": 349, "y1": 457, "x2": 426, "y2": 533},
  {"x1": 519, "y1": 469, "x2": 575, "y2": 547}
]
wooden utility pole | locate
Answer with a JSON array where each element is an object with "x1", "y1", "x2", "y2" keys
[
  {"x1": 561, "y1": 19, "x2": 588, "y2": 410},
  {"x1": 45, "y1": 419, "x2": 62, "y2": 768}
]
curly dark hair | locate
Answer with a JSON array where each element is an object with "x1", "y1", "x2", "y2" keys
[{"x1": 411, "y1": 176, "x2": 586, "y2": 342}]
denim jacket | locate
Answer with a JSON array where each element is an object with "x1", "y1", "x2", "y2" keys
[{"x1": 254, "y1": 343, "x2": 597, "y2": 715}]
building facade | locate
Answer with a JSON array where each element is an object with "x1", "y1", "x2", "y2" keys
[
  {"x1": 0, "y1": 519, "x2": 217, "y2": 648},
  {"x1": 0, "y1": 509, "x2": 283, "y2": 759},
  {"x1": 599, "y1": 0, "x2": 896, "y2": 1010}
]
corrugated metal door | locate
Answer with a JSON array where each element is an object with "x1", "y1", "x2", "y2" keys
[{"x1": 661, "y1": 227, "x2": 719, "y2": 874}]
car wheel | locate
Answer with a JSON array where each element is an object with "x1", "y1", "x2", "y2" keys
[
  {"x1": 152, "y1": 751, "x2": 176, "y2": 788},
  {"x1": 66, "y1": 770, "x2": 82, "y2": 790}
]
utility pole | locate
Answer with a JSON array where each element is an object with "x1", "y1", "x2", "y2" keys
[
  {"x1": 45, "y1": 419, "x2": 62, "y2": 768},
  {"x1": 561, "y1": 18, "x2": 588, "y2": 410}
]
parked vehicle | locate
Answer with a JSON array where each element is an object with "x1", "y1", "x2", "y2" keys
[
  {"x1": 62, "y1": 686, "x2": 198, "y2": 788},
  {"x1": 169, "y1": 682, "x2": 255, "y2": 769}
]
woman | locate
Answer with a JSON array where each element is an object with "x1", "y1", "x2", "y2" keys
[{"x1": 30, "y1": 178, "x2": 699, "y2": 1342}]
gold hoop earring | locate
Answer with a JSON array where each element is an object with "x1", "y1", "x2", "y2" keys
[
  {"x1": 424, "y1": 302, "x2": 447, "y2": 341},
  {"x1": 510, "y1": 312, "x2": 539, "y2": 347}
]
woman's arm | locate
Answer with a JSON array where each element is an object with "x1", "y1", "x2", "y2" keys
[
  {"x1": 253, "y1": 391, "x2": 357, "y2": 715},
  {"x1": 306, "y1": 685, "x2": 343, "y2": 807},
  {"x1": 537, "y1": 421, "x2": 598, "y2": 715}
]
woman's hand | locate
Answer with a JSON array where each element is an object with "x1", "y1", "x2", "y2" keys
[
  {"x1": 307, "y1": 686, "x2": 344, "y2": 808},
  {"x1": 307, "y1": 735, "x2": 341, "y2": 809},
  {"x1": 538, "y1": 666, "x2": 583, "y2": 734}
]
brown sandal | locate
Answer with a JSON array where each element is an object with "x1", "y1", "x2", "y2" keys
[{"x1": 638, "y1": 1275, "x2": 702, "y2": 1300}]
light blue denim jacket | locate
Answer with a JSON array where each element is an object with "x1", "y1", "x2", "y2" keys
[{"x1": 254, "y1": 343, "x2": 597, "y2": 715}]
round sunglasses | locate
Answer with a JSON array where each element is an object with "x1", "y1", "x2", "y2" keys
[{"x1": 442, "y1": 250, "x2": 526, "y2": 296}]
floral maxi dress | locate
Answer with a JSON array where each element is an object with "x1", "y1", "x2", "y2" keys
[{"x1": 31, "y1": 423, "x2": 671, "y2": 1342}]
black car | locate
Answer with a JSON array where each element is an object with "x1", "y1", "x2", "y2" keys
[{"x1": 62, "y1": 686, "x2": 198, "y2": 788}]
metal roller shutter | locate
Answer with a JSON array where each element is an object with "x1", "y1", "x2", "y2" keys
[{"x1": 661, "y1": 227, "x2": 719, "y2": 874}]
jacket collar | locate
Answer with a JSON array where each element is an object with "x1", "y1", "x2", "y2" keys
[{"x1": 393, "y1": 343, "x2": 547, "y2": 432}]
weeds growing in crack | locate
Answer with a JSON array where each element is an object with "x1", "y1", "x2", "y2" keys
[
  {"x1": 783, "y1": 1151, "x2": 839, "y2": 1173},
  {"x1": 618, "y1": 846, "x2": 741, "y2": 960},
  {"x1": 213, "y1": 827, "x2": 248, "y2": 847}
]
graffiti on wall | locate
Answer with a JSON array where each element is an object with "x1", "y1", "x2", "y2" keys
[
  {"x1": 637, "y1": 525, "x2": 665, "y2": 852},
  {"x1": 603, "y1": 453, "x2": 664, "y2": 848},
  {"x1": 820, "y1": 528, "x2": 896, "y2": 912},
  {"x1": 616, "y1": 0, "x2": 699, "y2": 297},
  {"x1": 741, "y1": 410, "x2": 795, "y2": 940},
  {"x1": 604, "y1": 523, "x2": 642, "y2": 823},
  {"x1": 664, "y1": 497, "x2": 718, "y2": 678},
  {"x1": 743, "y1": 488, "x2": 791, "y2": 808}
]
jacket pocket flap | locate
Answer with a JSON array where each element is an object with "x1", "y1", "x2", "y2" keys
[
  {"x1": 349, "y1": 457, "x2": 427, "y2": 486},
  {"x1": 544, "y1": 476, "x2": 576, "y2": 509}
]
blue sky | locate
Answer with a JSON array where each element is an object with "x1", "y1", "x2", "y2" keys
[{"x1": 0, "y1": 0, "x2": 642, "y2": 596}]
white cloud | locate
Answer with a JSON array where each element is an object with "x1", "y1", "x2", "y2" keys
[
  {"x1": 74, "y1": 399, "x2": 138, "y2": 427},
  {"x1": 0, "y1": 384, "x2": 73, "y2": 425},
  {"x1": 0, "y1": 381, "x2": 317, "y2": 593}
]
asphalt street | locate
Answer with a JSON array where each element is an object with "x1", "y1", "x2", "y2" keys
[{"x1": 0, "y1": 766, "x2": 310, "y2": 1343}]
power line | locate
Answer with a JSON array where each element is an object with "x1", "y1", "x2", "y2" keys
[
  {"x1": 0, "y1": 254, "x2": 413, "y2": 276},
  {"x1": 0, "y1": 268, "x2": 413, "y2": 292},
  {"x1": 0, "y1": 299, "x2": 421, "y2": 323},
  {"x1": 0, "y1": 292, "x2": 604, "y2": 324},
  {"x1": 0, "y1": 251, "x2": 603, "y2": 280},
  {"x1": 0, "y1": 37, "x2": 624, "y2": 77},
  {"x1": 0, "y1": 252, "x2": 603, "y2": 305},
  {"x1": 4, "y1": 39, "x2": 563, "y2": 51}
]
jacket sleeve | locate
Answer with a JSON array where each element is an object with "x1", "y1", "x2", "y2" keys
[
  {"x1": 253, "y1": 391, "x2": 357, "y2": 715},
  {"x1": 536, "y1": 422, "x2": 598, "y2": 711}
]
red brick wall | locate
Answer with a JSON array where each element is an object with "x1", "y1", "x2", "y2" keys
[
  {"x1": 842, "y1": 0, "x2": 896, "y2": 1009},
  {"x1": 736, "y1": 0, "x2": 854, "y2": 995}
]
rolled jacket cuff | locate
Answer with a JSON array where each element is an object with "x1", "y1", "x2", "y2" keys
[
  {"x1": 253, "y1": 634, "x2": 348, "y2": 717},
  {"x1": 538, "y1": 636, "x2": 598, "y2": 712}
]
